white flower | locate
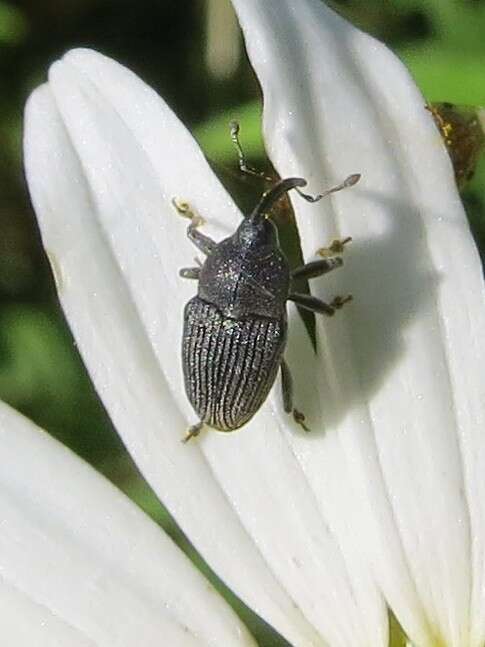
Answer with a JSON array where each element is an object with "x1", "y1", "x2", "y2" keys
[
  {"x1": 0, "y1": 400, "x2": 254, "y2": 645},
  {"x1": 22, "y1": 0, "x2": 485, "y2": 645}
]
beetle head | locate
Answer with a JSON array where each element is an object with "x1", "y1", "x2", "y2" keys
[
  {"x1": 236, "y1": 216, "x2": 279, "y2": 254},
  {"x1": 235, "y1": 177, "x2": 308, "y2": 255}
]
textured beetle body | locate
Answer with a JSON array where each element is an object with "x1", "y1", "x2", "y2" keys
[
  {"x1": 182, "y1": 217, "x2": 290, "y2": 431},
  {"x1": 182, "y1": 297, "x2": 286, "y2": 431}
]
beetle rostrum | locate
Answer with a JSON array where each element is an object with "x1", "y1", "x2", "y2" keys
[{"x1": 176, "y1": 167, "x2": 360, "y2": 443}]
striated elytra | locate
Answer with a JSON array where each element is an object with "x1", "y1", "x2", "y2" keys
[{"x1": 177, "y1": 155, "x2": 360, "y2": 442}]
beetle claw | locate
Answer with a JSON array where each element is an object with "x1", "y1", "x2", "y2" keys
[
  {"x1": 317, "y1": 237, "x2": 352, "y2": 257},
  {"x1": 330, "y1": 295, "x2": 353, "y2": 310},
  {"x1": 293, "y1": 408, "x2": 310, "y2": 432},
  {"x1": 182, "y1": 422, "x2": 204, "y2": 443},
  {"x1": 172, "y1": 197, "x2": 206, "y2": 228}
]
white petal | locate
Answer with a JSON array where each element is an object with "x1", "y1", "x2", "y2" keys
[
  {"x1": 25, "y1": 57, "x2": 350, "y2": 647},
  {"x1": 232, "y1": 1, "x2": 485, "y2": 645},
  {"x1": 0, "y1": 401, "x2": 254, "y2": 645}
]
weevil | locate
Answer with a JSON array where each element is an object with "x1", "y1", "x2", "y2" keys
[{"x1": 175, "y1": 123, "x2": 360, "y2": 442}]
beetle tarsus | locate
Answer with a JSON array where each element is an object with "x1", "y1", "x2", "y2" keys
[
  {"x1": 179, "y1": 267, "x2": 201, "y2": 280},
  {"x1": 172, "y1": 197, "x2": 216, "y2": 255},
  {"x1": 281, "y1": 359, "x2": 309, "y2": 431},
  {"x1": 293, "y1": 408, "x2": 310, "y2": 432},
  {"x1": 182, "y1": 421, "x2": 204, "y2": 443},
  {"x1": 330, "y1": 295, "x2": 353, "y2": 309},
  {"x1": 172, "y1": 197, "x2": 205, "y2": 225},
  {"x1": 317, "y1": 237, "x2": 352, "y2": 258},
  {"x1": 280, "y1": 358, "x2": 294, "y2": 414}
]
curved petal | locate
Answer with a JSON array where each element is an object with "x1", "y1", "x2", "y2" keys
[
  {"x1": 0, "y1": 401, "x2": 254, "y2": 646},
  {"x1": 232, "y1": 1, "x2": 485, "y2": 646},
  {"x1": 24, "y1": 48, "x2": 394, "y2": 647}
]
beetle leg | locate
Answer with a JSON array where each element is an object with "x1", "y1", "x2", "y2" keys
[
  {"x1": 179, "y1": 267, "x2": 201, "y2": 280},
  {"x1": 280, "y1": 358, "x2": 310, "y2": 432},
  {"x1": 172, "y1": 198, "x2": 217, "y2": 255},
  {"x1": 330, "y1": 295, "x2": 353, "y2": 309},
  {"x1": 280, "y1": 357, "x2": 293, "y2": 413},
  {"x1": 317, "y1": 236, "x2": 352, "y2": 258},
  {"x1": 288, "y1": 292, "x2": 352, "y2": 316},
  {"x1": 182, "y1": 421, "x2": 205, "y2": 444},
  {"x1": 291, "y1": 257, "x2": 343, "y2": 281},
  {"x1": 187, "y1": 225, "x2": 216, "y2": 256}
]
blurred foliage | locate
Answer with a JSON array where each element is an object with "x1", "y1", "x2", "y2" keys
[
  {"x1": 0, "y1": 2, "x2": 27, "y2": 45},
  {"x1": 0, "y1": 1, "x2": 484, "y2": 645}
]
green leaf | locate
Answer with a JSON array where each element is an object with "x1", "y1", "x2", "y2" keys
[{"x1": 399, "y1": 46, "x2": 485, "y2": 105}]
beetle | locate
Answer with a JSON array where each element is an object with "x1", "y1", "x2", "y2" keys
[{"x1": 175, "y1": 125, "x2": 360, "y2": 442}]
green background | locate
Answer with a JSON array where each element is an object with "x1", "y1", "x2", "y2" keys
[{"x1": 0, "y1": 1, "x2": 483, "y2": 644}]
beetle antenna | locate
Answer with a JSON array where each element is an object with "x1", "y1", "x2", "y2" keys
[
  {"x1": 249, "y1": 177, "x2": 308, "y2": 223},
  {"x1": 295, "y1": 173, "x2": 361, "y2": 202},
  {"x1": 230, "y1": 120, "x2": 273, "y2": 182},
  {"x1": 249, "y1": 173, "x2": 361, "y2": 224}
]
